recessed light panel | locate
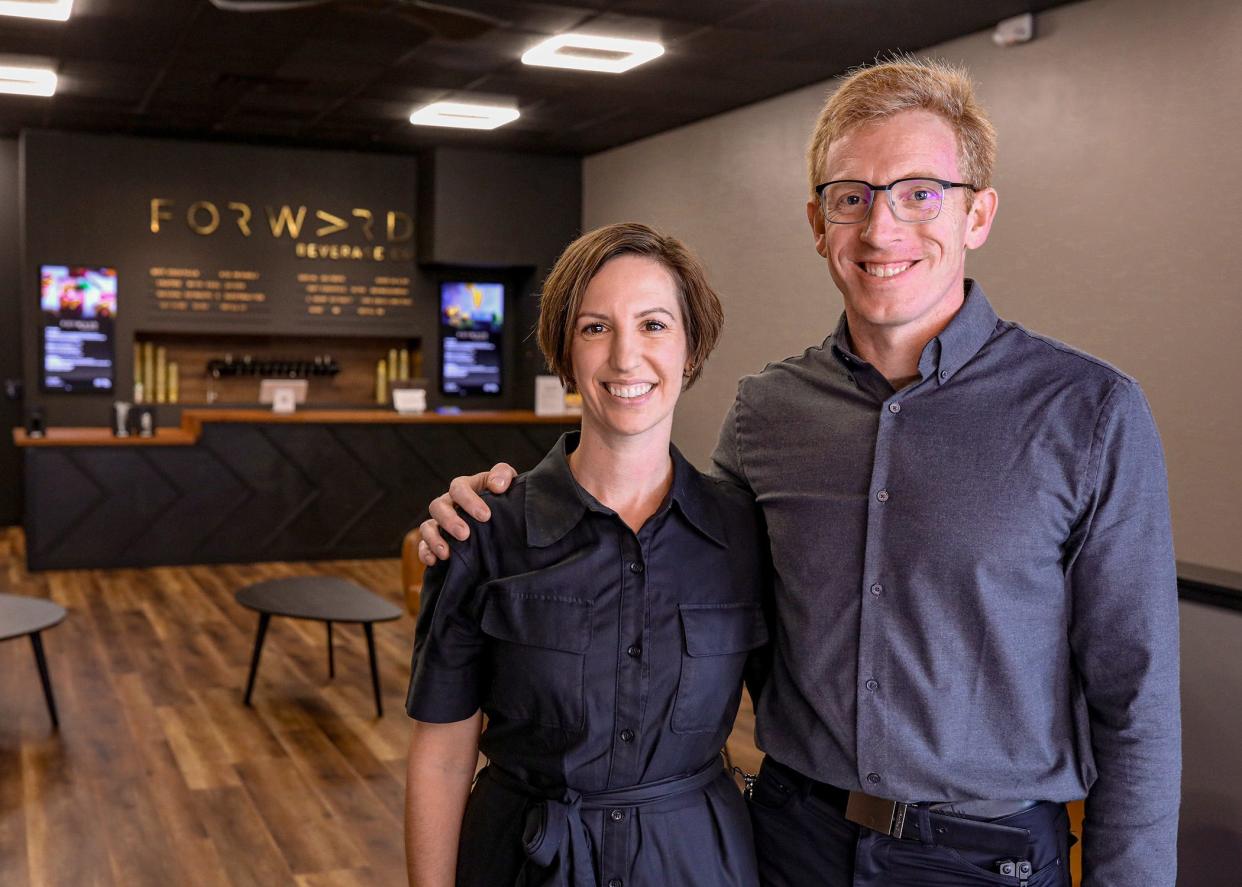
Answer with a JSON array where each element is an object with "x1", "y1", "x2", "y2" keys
[
  {"x1": 522, "y1": 34, "x2": 664, "y2": 74},
  {"x1": 409, "y1": 101, "x2": 519, "y2": 131},
  {"x1": 0, "y1": 63, "x2": 57, "y2": 97},
  {"x1": 0, "y1": 0, "x2": 74, "y2": 22}
]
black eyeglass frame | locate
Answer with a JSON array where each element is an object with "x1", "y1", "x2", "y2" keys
[{"x1": 814, "y1": 177, "x2": 978, "y2": 224}]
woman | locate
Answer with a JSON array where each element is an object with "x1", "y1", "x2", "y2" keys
[{"x1": 404, "y1": 222, "x2": 769, "y2": 886}]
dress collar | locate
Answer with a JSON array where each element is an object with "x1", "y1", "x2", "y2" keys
[{"x1": 525, "y1": 432, "x2": 727, "y2": 548}]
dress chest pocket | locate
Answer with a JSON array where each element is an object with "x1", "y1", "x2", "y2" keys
[
  {"x1": 671, "y1": 602, "x2": 769, "y2": 734},
  {"x1": 479, "y1": 589, "x2": 591, "y2": 731}
]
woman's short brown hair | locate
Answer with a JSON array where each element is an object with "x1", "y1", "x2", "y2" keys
[{"x1": 537, "y1": 222, "x2": 724, "y2": 392}]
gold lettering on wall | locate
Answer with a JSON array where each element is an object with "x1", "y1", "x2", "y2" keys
[
  {"x1": 265, "y1": 205, "x2": 307, "y2": 238},
  {"x1": 146, "y1": 198, "x2": 412, "y2": 260},
  {"x1": 188, "y1": 200, "x2": 221, "y2": 235},
  {"x1": 352, "y1": 209, "x2": 375, "y2": 241},
  {"x1": 315, "y1": 210, "x2": 348, "y2": 237},
  {"x1": 228, "y1": 201, "x2": 253, "y2": 236},
  {"x1": 294, "y1": 242, "x2": 391, "y2": 261},
  {"x1": 387, "y1": 211, "x2": 413, "y2": 242},
  {"x1": 150, "y1": 198, "x2": 174, "y2": 233}
]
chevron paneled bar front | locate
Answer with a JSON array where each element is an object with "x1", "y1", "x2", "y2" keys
[{"x1": 14, "y1": 410, "x2": 578, "y2": 571}]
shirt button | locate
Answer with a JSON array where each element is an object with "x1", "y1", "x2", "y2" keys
[
  {"x1": 609, "y1": 880, "x2": 623, "y2": 887},
  {"x1": 610, "y1": 809, "x2": 625, "y2": 822},
  {"x1": 627, "y1": 644, "x2": 642, "y2": 658},
  {"x1": 865, "y1": 679, "x2": 879, "y2": 691},
  {"x1": 619, "y1": 728, "x2": 635, "y2": 743},
  {"x1": 870, "y1": 583, "x2": 883, "y2": 596},
  {"x1": 888, "y1": 402, "x2": 901, "y2": 414},
  {"x1": 939, "y1": 370, "x2": 949, "y2": 380},
  {"x1": 867, "y1": 772, "x2": 881, "y2": 786},
  {"x1": 629, "y1": 562, "x2": 644, "y2": 574},
  {"x1": 876, "y1": 489, "x2": 890, "y2": 503}
]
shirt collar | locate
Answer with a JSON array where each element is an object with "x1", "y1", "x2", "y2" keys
[
  {"x1": 525, "y1": 431, "x2": 727, "y2": 548},
  {"x1": 829, "y1": 279, "x2": 999, "y2": 385},
  {"x1": 926, "y1": 279, "x2": 999, "y2": 384}
]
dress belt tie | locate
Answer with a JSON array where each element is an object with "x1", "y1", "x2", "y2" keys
[{"x1": 485, "y1": 757, "x2": 725, "y2": 887}]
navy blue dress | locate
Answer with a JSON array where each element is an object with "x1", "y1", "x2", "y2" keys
[{"x1": 406, "y1": 433, "x2": 770, "y2": 886}]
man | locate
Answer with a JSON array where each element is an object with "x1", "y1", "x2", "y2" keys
[{"x1": 418, "y1": 57, "x2": 1180, "y2": 885}]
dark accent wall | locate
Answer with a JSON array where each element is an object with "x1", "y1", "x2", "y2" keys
[
  {"x1": 20, "y1": 130, "x2": 423, "y2": 426},
  {"x1": 0, "y1": 139, "x2": 21, "y2": 526},
  {"x1": 17, "y1": 133, "x2": 582, "y2": 428},
  {"x1": 22, "y1": 420, "x2": 575, "y2": 570},
  {"x1": 418, "y1": 147, "x2": 582, "y2": 403}
]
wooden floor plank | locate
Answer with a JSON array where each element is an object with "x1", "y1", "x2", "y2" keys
[
  {"x1": 156, "y1": 702, "x2": 243, "y2": 791},
  {"x1": 22, "y1": 737, "x2": 117, "y2": 887},
  {"x1": 295, "y1": 867, "x2": 380, "y2": 887},
  {"x1": 233, "y1": 757, "x2": 364, "y2": 875},
  {"x1": 190, "y1": 785, "x2": 300, "y2": 887}
]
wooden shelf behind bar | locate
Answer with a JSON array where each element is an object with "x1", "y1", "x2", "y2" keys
[
  {"x1": 12, "y1": 427, "x2": 196, "y2": 447},
  {"x1": 13, "y1": 409, "x2": 580, "y2": 447}
]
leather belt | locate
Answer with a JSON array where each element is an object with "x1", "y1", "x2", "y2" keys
[
  {"x1": 486, "y1": 757, "x2": 725, "y2": 887},
  {"x1": 844, "y1": 790, "x2": 1031, "y2": 858},
  {"x1": 762, "y1": 758, "x2": 1032, "y2": 859}
]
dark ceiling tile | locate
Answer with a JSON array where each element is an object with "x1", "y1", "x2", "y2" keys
[
  {"x1": 56, "y1": 60, "x2": 148, "y2": 102},
  {"x1": 0, "y1": 0, "x2": 1084, "y2": 155},
  {"x1": 607, "y1": 0, "x2": 762, "y2": 26}
]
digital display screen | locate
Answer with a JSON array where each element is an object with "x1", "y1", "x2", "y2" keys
[
  {"x1": 40, "y1": 265, "x2": 118, "y2": 393},
  {"x1": 440, "y1": 281, "x2": 504, "y2": 397}
]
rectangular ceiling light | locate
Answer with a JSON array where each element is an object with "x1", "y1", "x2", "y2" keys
[
  {"x1": 0, "y1": 63, "x2": 57, "y2": 96},
  {"x1": 409, "y1": 101, "x2": 519, "y2": 131},
  {"x1": 522, "y1": 34, "x2": 664, "y2": 74},
  {"x1": 0, "y1": 0, "x2": 74, "y2": 21}
]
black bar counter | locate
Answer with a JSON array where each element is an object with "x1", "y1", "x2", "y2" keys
[{"x1": 14, "y1": 409, "x2": 579, "y2": 571}]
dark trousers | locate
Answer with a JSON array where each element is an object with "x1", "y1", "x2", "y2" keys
[{"x1": 748, "y1": 758, "x2": 1073, "y2": 887}]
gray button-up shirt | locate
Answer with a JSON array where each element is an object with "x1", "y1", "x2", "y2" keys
[{"x1": 712, "y1": 282, "x2": 1180, "y2": 885}]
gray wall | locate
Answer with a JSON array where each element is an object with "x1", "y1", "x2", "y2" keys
[
  {"x1": 584, "y1": 0, "x2": 1242, "y2": 877},
  {"x1": 583, "y1": 0, "x2": 1242, "y2": 577}
]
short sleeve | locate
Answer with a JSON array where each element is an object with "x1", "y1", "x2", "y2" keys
[{"x1": 405, "y1": 541, "x2": 488, "y2": 723}]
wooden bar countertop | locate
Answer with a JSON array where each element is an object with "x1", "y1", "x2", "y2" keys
[{"x1": 12, "y1": 408, "x2": 580, "y2": 447}]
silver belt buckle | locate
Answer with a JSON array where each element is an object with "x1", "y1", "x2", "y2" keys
[{"x1": 845, "y1": 791, "x2": 910, "y2": 837}]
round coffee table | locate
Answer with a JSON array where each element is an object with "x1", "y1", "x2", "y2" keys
[
  {"x1": 1, "y1": 593, "x2": 67, "y2": 729},
  {"x1": 235, "y1": 576, "x2": 402, "y2": 717}
]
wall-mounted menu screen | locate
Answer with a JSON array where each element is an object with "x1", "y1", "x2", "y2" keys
[
  {"x1": 40, "y1": 265, "x2": 118, "y2": 393},
  {"x1": 440, "y1": 281, "x2": 504, "y2": 397}
]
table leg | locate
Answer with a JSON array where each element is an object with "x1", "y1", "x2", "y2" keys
[
  {"x1": 326, "y1": 620, "x2": 334, "y2": 679},
  {"x1": 30, "y1": 632, "x2": 58, "y2": 730},
  {"x1": 243, "y1": 613, "x2": 271, "y2": 707},
  {"x1": 364, "y1": 622, "x2": 382, "y2": 718}
]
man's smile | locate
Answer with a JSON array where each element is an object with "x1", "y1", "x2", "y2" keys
[{"x1": 858, "y1": 260, "x2": 920, "y2": 278}]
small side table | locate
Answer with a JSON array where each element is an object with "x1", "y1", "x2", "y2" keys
[
  {"x1": 235, "y1": 576, "x2": 402, "y2": 717},
  {"x1": 0, "y1": 593, "x2": 67, "y2": 729}
]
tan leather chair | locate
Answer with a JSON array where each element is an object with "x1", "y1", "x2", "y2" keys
[{"x1": 401, "y1": 528, "x2": 427, "y2": 616}]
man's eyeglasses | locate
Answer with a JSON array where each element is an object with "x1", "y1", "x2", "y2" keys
[{"x1": 814, "y1": 178, "x2": 976, "y2": 225}]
